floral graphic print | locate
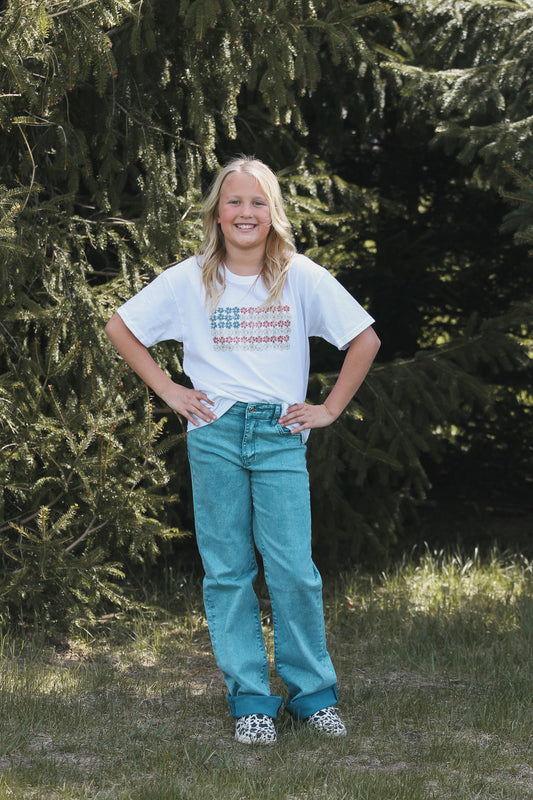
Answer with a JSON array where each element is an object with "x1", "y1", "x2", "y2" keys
[{"x1": 210, "y1": 305, "x2": 292, "y2": 351}]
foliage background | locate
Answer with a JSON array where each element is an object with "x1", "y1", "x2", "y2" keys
[{"x1": 1, "y1": 0, "x2": 531, "y2": 627}]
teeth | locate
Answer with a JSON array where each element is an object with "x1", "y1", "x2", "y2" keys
[{"x1": 236, "y1": 224, "x2": 255, "y2": 229}]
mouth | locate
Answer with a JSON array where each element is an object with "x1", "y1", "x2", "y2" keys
[{"x1": 235, "y1": 223, "x2": 256, "y2": 230}]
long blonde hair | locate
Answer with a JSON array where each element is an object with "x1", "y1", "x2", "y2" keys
[{"x1": 198, "y1": 156, "x2": 296, "y2": 311}]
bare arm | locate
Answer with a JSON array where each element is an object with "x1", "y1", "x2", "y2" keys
[
  {"x1": 104, "y1": 313, "x2": 216, "y2": 426},
  {"x1": 278, "y1": 326, "x2": 381, "y2": 433}
]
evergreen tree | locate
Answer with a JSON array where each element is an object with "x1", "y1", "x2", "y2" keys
[
  {"x1": 1, "y1": 0, "x2": 530, "y2": 626},
  {"x1": 376, "y1": 0, "x2": 533, "y2": 514},
  {"x1": 0, "y1": 0, "x2": 395, "y2": 623},
  {"x1": 0, "y1": 1, "x2": 188, "y2": 626},
  {"x1": 388, "y1": 0, "x2": 533, "y2": 192}
]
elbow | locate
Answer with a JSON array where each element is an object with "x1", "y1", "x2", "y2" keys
[
  {"x1": 360, "y1": 326, "x2": 381, "y2": 358},
  {"x1": 371, "y1": 328, "x2": 381, "y2": 357},
  {"x1": 104, "y1": 313, "x2": 120, "y2": 342},
  {"x1": 348, "y1": 326, "x2": 381, "y2": 358}
]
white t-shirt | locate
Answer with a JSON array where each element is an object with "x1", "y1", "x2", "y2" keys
[{"x1": 117, "y1": 254, "x2": 374, "y2": 434}]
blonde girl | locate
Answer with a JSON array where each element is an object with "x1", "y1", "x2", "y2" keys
[{"x1": 105, "y1": 156, "x2": 380, "y2": 744}]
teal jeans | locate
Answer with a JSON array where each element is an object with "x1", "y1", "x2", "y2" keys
[{"x1": 187, "y1": 402, "x2": 338, "y2": 719}]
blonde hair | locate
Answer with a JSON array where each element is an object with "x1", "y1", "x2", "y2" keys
[{"x1": 198, "y1": 156, "x2": 296, "y2": 311}]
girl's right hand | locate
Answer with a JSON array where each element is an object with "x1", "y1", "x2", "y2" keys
[{"x1": 160, "y1": 384, "x2": 216, "y2": 426}]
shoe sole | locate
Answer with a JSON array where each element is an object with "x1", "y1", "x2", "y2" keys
[{"x1": 235, "y1": 734, "x2": 277, "y2": 745}]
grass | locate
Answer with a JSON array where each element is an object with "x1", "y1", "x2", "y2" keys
[{"x1": 1, "y1": 549, "x2": 533, "y2": 799}]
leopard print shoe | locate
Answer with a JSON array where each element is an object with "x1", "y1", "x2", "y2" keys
[
  {"x1": 304, "y1": 706, "x2": 347, "y2": 736},
  {"x1": 235, "y1": 713, "x2": 277, "y2": 744}
]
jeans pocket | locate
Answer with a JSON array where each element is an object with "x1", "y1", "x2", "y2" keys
[{"x1": 275, "y1": 422, "x2": 304, "y2": 445}]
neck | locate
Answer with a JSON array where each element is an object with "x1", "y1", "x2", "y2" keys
[
  {"x1": 224, "y1": 257, "x2": 264, "y2": 277},
  {"x1": 223, "y1": 243, "x2": 265, "y2": 276}
]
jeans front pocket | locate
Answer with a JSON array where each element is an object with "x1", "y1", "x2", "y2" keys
[{"x1": 275, "y1": 421, "x2": 304, "y2": 445}]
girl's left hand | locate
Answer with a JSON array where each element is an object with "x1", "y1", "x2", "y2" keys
[{"x1": 278, "y1": 403, "x2": 336, "y2": 433}]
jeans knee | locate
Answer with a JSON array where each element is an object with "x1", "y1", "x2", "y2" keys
[{"x1": 264, "y1": 557, "x2": 322, "y2": 594}]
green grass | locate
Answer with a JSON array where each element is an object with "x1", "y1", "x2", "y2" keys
[{"x1": 1, "y1": 549, "x2": 532, "y2": 799}]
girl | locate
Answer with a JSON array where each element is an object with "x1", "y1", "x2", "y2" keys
[{"x1": 105, "y1": 156, "x2": 380, "y2": 745}]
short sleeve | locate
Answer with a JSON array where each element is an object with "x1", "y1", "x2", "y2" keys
[
  {"x1": 117, "y1": 270, "x2": 184, "y2": 348},
  {"x1": 299, "y1": 259, "x2": 375, "y2": 350}
]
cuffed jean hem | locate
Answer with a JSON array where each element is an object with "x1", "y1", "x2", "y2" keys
[
  {"x1": 284, "y1": 684, "x2": 339, "y2": 720},
  {"x1": 228, "y1": 693, "x2": 284, "y2": 719}
]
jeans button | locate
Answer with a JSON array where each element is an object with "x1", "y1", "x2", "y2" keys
[{"x1": 248, "y1": 406, "x2": 255, "y2": 413}]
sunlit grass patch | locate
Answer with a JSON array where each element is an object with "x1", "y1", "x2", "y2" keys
[
  {"x1": 382, "y1": 547, "x2": 532, "y2": 619},
  {"x1": 343, "y1": 547, "x2": 532, "y2": 618},
  {"x1": 336, "y1": 548, "x2": 533, "y2": 656}
]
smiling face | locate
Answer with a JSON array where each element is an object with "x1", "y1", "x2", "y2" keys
[{"x1": 217, "y1": 171, "x2": 272, "y2": 266}]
